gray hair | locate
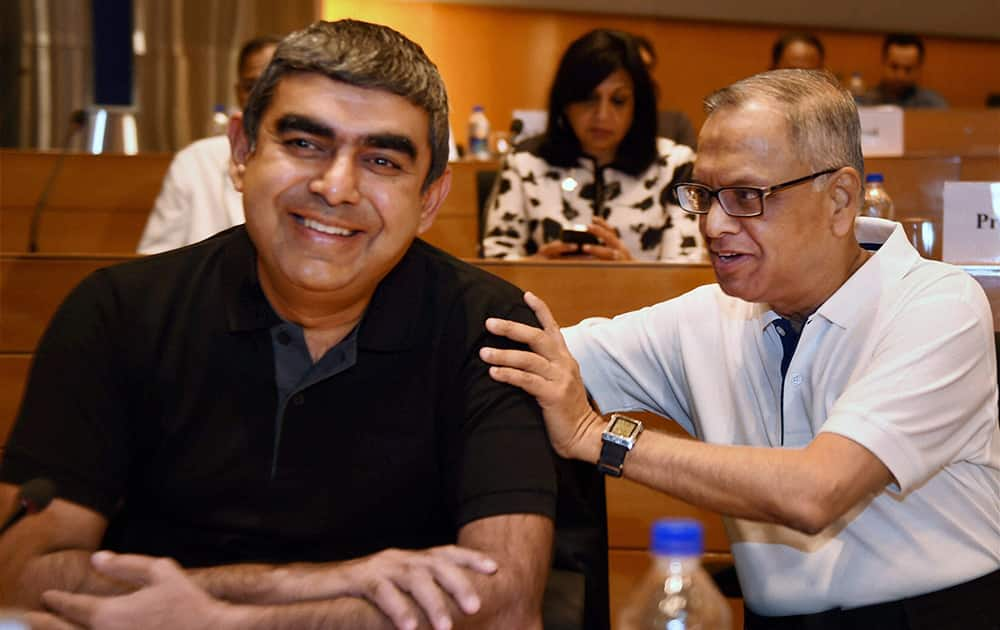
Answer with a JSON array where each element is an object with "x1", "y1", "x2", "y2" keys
[
  {"x1": 704, "y1": 70, "x2": 864, "y2": 185},
  {"x1": 243, "y1": 20, "x2": 450, "y2": 190}
]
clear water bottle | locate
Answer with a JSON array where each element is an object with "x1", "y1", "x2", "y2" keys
[
  {"x1": 468, "y1": 105, "x2": 491, "y2": 160},
  {"x1": 860, "y1": 173, "x2": 894, "y2": 219},
  {"x1": 209, "y1": 104, "x2": 229, "y2": 136},
  {"x1": 619, "y1": 519, "x2": 732, "y2": 630}
]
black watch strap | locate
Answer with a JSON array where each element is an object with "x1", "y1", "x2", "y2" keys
[{"x1": 597, "y1": 440, "x2": 629, "y2": 477}]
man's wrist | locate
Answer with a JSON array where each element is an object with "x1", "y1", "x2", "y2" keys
[{"x1": 576, "y1": 410, "x2": 605, "y2": 464}]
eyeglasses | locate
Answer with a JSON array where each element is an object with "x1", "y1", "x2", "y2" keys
[{"x1": 671, "y1": 167, "x2": 842, "y2": 218}]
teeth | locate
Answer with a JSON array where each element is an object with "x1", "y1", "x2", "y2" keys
[{"x1": 303, "y1": 218, "x2": 353, "y2": 236}]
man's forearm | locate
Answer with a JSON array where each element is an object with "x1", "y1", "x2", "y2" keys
[
  {"x1": 6, "y1": 550, "x2": 132, "y2": 607},
  {"x1": 189, "y1": 561, "x2": 354, "y2": 604},
  {"x1": 218, "y1": 597, "x2": 398, "y2": 630}
]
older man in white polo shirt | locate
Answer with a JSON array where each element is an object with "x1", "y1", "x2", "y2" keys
[{"x1": 482, "y1": 69, "x2": 999, "y2": 629}]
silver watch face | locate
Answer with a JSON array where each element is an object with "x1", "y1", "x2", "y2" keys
[{"x1": 608, "y1": 415, "x2": 640, "y2": 439}]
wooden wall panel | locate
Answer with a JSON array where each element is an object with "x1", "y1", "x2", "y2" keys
[
  {"x1": 903, "y1": 110, "x2": 1000, "y2": 157},
  {"x1": 0, "y1": 355, "x2": 30, "y2": 446},
  {"x1": 321, "y1": 1, "x2": 1000, "y2": 138}
]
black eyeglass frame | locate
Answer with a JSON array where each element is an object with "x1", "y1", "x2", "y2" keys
[{"x1": 672, "y1": 167, "x2": 843, "y2": 218}]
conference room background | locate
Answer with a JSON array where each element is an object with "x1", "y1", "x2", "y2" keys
[{"x1": 3, "y1": 0, "x2": 999, "y2": 153}]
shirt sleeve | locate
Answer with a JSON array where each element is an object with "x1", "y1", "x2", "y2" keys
[
  {"x1": 0, "y1": 270, "x2": 134, "y2": 516},
  {"x1": 562, "y1": 289, "x2": 702, "y2": 436},
  {"x1": 821, "y1": 274, "x2": 997, "y2": 494},
  {"x1": 481, "y1": 153, "x2": 531, "y2": 259},
  {"x1": 450, "y1": 299, "x2": 557, "y2": 526}
]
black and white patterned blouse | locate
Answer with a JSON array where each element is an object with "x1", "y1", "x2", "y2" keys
[{"x1": 481, "y1": 137, "x2": 705, "y2": 261}]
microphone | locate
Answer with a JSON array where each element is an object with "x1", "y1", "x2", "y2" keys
[
  {"x1": 27, "y1": 109, "x2": 87, "y2": 253},
  {"x1": 0, "y1": 478, "x2": 57, "y2": 535}
]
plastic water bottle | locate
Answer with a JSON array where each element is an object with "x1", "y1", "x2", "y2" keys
[
  {"x1": 847, "y1": 72, "x2": 866, "y2": 99},
  {"x1": 468, "y1": 105, "x2": 491, "y2": 160},
  {"x1": 619, "y1": 519, "x2": 732, "y2": 630},
  {"x1": 860, "y1": 173, "x2": 894, "y2": 219},
  {"x1": 209, "y1": 104, "x2": 229, "y2": 136}
]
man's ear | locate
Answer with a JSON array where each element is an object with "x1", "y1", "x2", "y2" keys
[
  {"x1": 416, "y1": 168, "x2": 452, "y2": 235},
  {"x1": 828, "y1": 167, "x2": 862, "y2": 238},
  {"x1": 227, "y1": 113, "x2": 251, "y2": 193}
]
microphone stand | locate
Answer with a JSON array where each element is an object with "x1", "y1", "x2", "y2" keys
[{"x1": 27, "y1": 110, "x2": 87, "y2": 253}]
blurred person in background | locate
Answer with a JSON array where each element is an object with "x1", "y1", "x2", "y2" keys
[
  {"x1": 857, "y1": 33, "x2": 948, "y2": 108},
  {"x1": 482, "y1": 29, "x2": 702, "y2": 262},
  {"x1": 137, "y1": 35, "x2": 280, "y2": 254},
  {"x1": 771, "y1": 32, "x2": 825, "y2": 70}
]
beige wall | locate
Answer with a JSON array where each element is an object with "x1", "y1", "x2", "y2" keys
[{"x1": 321, "y1": 1, "x2": 1000, "y2": 144}]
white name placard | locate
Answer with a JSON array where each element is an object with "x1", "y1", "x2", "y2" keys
[
  {"x1": 858, "y1": 106, "x2": 904, "y2": 157},
  {"x1": 942, "y1": 181, "x2": 1000, "y2": 264},
  {"x1": 511, "y1": 109, "x2": 547, "y2": 143}
]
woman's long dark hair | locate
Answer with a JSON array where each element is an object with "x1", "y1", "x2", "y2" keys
[{"x1": 537, "y1": 29, "x2": 659, "y2": 176}]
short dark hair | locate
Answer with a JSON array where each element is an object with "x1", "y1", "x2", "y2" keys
[
  {"x1": 538, "y1": 29, "x2": 658, "y2": 176},
  {"x1": 237, "y1": 35, "x2": 282, "y2": 75},
  {"x1": 771, "y1": 32, "x2": 825, "y2": 69},
  {"x1": 243, "y1": 20, "x2": 450, "y2": 190},
  {"x1": 882, "y1": 33, "x2": 926, "y2": 62}
]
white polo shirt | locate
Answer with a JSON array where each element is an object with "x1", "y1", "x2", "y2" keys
[
  {"x1": 138, "y1": 135, "x2": 245, "y2": 254},
  {"x1": 564, "y1": 217, "x2": 999, "y2": 615}
]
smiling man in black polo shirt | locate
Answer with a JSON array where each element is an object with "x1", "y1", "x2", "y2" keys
[{"x1": 0, "y1": 20, "x2": 556, "y2": 630}]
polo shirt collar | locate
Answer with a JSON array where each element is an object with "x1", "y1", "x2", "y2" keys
[
  {"x1": 356, "y1": 241, "x2": 426, "y2": 351},
  {"x1": 221, "y1": 230, "x2": 426, "y2": 350},
  {"x1": 816, "y1": 217, "x2": 920, "y2": 329},
  {"x1": 755, "y1": 218, "x2": 919, "y2": 332},
  {"x1": 222, "y1": 227, "x2": 281, "y2": 332}
]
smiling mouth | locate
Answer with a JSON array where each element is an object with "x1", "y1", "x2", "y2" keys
[
  {"x1": 292, "y1": 214, "x2": 358, "y2": 237},
  {"x1": 712, "y1": 251, "x2": 748, "y2": 264}
]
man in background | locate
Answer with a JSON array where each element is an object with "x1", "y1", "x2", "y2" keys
[
  {"x1": 770, "y1": 32, "x2": 825, "y2": 70},
  {"x1": 857, "y1": 33, "x2": 948, "y2": 108},
  {"x1": 136, "y1": 35, "x2": 280, "y2": 254}
]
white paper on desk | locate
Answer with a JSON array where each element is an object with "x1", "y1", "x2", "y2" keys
[
  {"x1": 858, "y1": 106, "x2": 904, "y2": 157},
  {"x1": 942, "y1": 181, "x2": 1000, "y2": 264}
]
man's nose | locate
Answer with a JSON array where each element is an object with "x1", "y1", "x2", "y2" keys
[
  {"x1": 310, "y1": 154, "x2": 361, "y2": 206},
  {"x1": 700, "y1": 196, "x2": 739, "y2": 239}
]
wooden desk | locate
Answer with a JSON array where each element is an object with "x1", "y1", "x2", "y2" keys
[{"x1": 0, "y1": 151, "x2": 172, "y2": 253}]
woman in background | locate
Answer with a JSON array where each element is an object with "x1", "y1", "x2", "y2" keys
[{"x1": 481, "y1": 29, "x2": 703, "y2": 261}]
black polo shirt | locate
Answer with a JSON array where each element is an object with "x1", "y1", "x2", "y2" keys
[{"x1": 2, "y1": 227, "x2": 557, "y2": 566}]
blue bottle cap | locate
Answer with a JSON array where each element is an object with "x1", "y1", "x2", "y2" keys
[
  {"x1": 213, "y1": 104, "x2": 226, "y2": 113},
  {"x1": 651, "y1": 518, "x2": 703, "y2": 556},
  {"x1": 865, "y1": 173, "x2": 884, "y2": 183}
]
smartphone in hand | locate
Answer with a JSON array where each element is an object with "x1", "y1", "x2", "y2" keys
[{"x1": 560, "y1": 225, "x2": 601, "y2": 253}]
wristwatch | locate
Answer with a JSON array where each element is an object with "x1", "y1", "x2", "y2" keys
[{"x1": 597, "y1": 413, "x2": 644, "y2": 477}]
